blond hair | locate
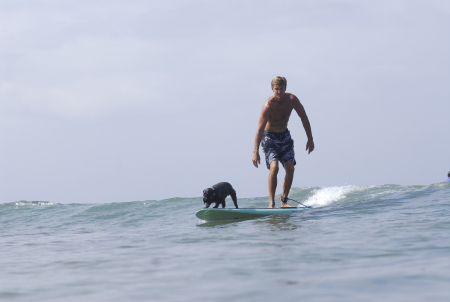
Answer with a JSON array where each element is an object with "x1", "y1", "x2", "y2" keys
[{"x1": 271, "y1": 76, "x2": 287, "y2": 88}]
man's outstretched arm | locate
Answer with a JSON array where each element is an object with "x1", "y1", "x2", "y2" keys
[
  {"x1": 252, "y1": 106, "x2": 269, "y2": 167},
  {"x1": 293, "y1": 98, "x2": 314, "y2": 154}
]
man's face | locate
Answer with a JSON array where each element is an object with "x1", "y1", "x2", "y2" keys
[{"x1": 272, "y1": 85, "x2": 286, "y2": 99}]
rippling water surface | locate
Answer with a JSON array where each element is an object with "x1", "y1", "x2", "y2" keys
[{"x1": 1, "y1": 183, "x2": 450, "y2": 301}]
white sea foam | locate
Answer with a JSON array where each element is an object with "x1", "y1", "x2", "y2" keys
[
  {"x1": 14, "y1": 201, "x2": 54, "y2": 207},
  {"x1": 305, "y1": 185, "x2": 360, "y2": 207}
]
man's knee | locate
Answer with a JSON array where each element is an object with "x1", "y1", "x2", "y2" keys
[
  {"x1": 284, "y1": 161, "x2": 295, "y2": 174},
  {"x1": 269, "y1": 161, "x2": 279, "y2": 174}
]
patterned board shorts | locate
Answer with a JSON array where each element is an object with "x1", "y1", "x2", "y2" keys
[{"x1": 261, "y1": 129, "x2": 296, "y2": 170}]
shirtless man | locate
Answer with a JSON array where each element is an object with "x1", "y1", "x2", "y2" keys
[{"x1": 252, "y1": 76, "x2": 314, "y2": 208}]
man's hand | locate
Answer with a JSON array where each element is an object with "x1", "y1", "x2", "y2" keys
[
  {"x1": 252, "y1": 151, "x2": 261, "y2": 168},
  {"x1": 306, "y1": 140, "x2": 315, "y2": 154}
]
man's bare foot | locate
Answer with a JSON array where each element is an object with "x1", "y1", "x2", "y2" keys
[
  {"x1": 268, "y1": 202, "x2": 275, "y2": 208},
  {"x1": 279, "y1": 196, "x2": 296, "y2": 208},
  {"x1": 280, "y1": 202, "x2": 296, "y2": 208}
]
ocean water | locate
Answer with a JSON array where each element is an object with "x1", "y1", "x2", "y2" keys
[{"x1": 1, "y1": 183, "x2": 450, "y2": 302}]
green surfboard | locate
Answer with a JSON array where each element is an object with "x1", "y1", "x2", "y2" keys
[{"x1": 195, "y1": 207, "x2": 307, "y2": 221}]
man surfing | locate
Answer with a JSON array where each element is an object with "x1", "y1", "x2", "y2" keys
[{"x1": 252, "y1": 76, "x2": 314, "y2": 208}]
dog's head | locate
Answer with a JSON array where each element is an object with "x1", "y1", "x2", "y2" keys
[{"x1": 203, "y1": 188, "x2": 215, "y2": 204}]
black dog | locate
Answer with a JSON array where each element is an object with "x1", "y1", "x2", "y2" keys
[{"x1": 203, "y1": 182, "x2": 238, "y2": 209}]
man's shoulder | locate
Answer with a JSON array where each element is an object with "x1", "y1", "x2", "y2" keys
[
  {"x1": 286, "y1": 93, "x2": 299, "y2": 101},
  {"x1": 264, "y1": 96, "x2": 276, "y2": 107}
]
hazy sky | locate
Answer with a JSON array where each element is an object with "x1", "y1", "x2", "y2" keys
[{"x1": 1, "y1": 0, "x2": 449, "y2": 203}]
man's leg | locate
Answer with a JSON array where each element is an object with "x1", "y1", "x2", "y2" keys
[
  {"x1": 268, "y1": 160, "x2": 279, "y2": 208},
  {"x1": 281, "y1": 161, "x2": 296, "y2": 208}
]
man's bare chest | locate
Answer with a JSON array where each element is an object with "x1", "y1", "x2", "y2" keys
[{"x1": 267, "y1": 105, "x2": 294, "y2": 121}]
